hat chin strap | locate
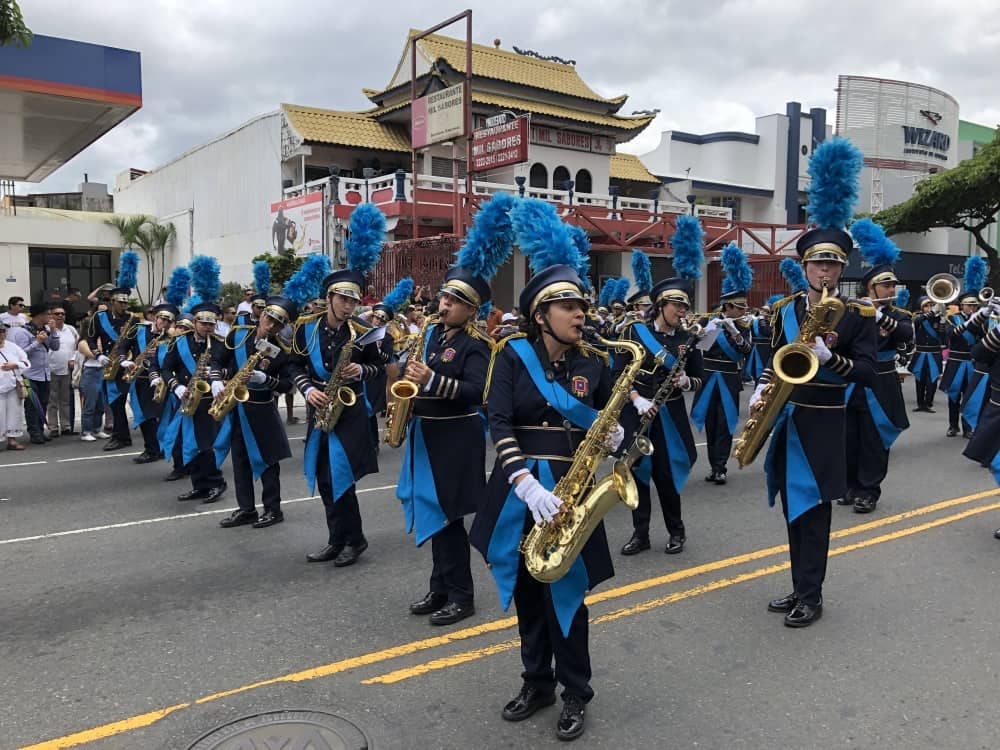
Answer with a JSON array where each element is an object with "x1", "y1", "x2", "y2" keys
[{"x1": 539, "y1": 313, "x2": 577, "y2": 348}]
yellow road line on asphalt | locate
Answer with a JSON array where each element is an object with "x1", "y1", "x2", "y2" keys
[
  {"x1": 364, "y1": 499, "x2": 1000, "y2": 685},
  {"x1": 19, "y1": 488, "x2": 998, "y2": 749}
]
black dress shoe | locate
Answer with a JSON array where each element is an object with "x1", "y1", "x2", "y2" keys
[
  {"x1": 784, "y1": 602, "x2": 823, "y2": 628},
  {"x1": 555, "y1": 696, "x2": 586, "y2": 741},
  {"x1": 429, "y1": 601, "x2": 475, "y2": 626},
  {"x1": 767, "y1": 593, "x2": 799, "y2": 613},
  {"x1": 994, "y1": 528, "x2": 1000, "y2": 540},
  {"x1": 132, "y1": 451, "x2": 161, "y2": 464},
  {"x1": 177, "y1": 488, "x2": 210, "y2": 501},
  {"x1": 252, "y1": 510, "x2": 284, "y2": 528},
  {"x1": 220, "y1": 509, "x2": 258, "y2": 528},
  {"x1": 704, "y1": 472, "x2": 717, "y2": 482},
  {"x1": 946, "y1": 427, "x2": 958, "y2": 437},
  {"x1": 964, "y1": 429, "x2": 975, "y2": 439},
  {"x1": 853, "y1": 493, "x2": 877, "y2": 514},
  {"x1": 410, "y1": 591, "x2": 448, "y2": 615},
  {"x1": 501, "y1": 684, "x2": 556, "y2": 722},
  {"x1": 333, "y1": 540, "x2": 368, "y2": 567},
  {"x1": 620, "y1": 535, "x2": 650, "y2": 556},
  {"x1": 164, "y1": 468, "x2": 187, "y2": 481},
  {"x1": 306, "y1": 544, "x2": 343, "y2": 563},
  {"x1": 664, "y1": 535, "x2": 686, "y2": 554},
  {"x1": 713, "y1": 472, "x2": 727, "y2": 485},
  {"x1": 103, "y1": 439, "x2": 127, "y2": 451},
  {"x1": 201, "y1": 481, "x2": 228, "y2": 504}
]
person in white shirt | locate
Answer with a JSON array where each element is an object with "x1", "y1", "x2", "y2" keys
[
  {"x1": 46, "y1": 305, "x2": 80, "y2": 436},
  {"x1": 0, "y1": 322, "x2": 30, "y2": 449},
  {"x1": 1, "y1": 297, "x2": 28, "y2": 328},
  {"x1": 235, "y1": 287, "x2": 255, "y2": 315}
]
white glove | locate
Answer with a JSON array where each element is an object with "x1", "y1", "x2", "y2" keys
[
  {"x1": 248, "y1": 370, "x2": 267, "y2": 384},
  {"x1": 721, "y1": 317, "x2": 738, "y2": 334},
  {"x1": 174, "y1": 384, "x2": 187, "y2": 400},
  {"x1": 631, "y1": 395, "x2": 656, "y2": 416},
  {"x1": 211, "y1": 380, "x2": 225, "y2": 398},
  {"x1": 674, "y1": 373, "x2": 692, "y2": 391},
  {"x1": 874, "y1": 307, "x2": 884, "y2": 322},
  {"x1": 513, "y1": 475, "x2": 563, "y2": 524},
  {"x1": 989, "y1": 297, "x2": 1000, "y2": 315},
  {"x1": 605, "y1": 422, "x2": 625, "y2": 452},
  {"x1": 97, "y1": 355, "x2": 110, "y2": 366},
  {"x1": 149, "y1": 377, "x2": 162, "y2": 389},
  {"x1": 749, "y1": 382, "x2": 767, "y2": 410},
  {"x1": 703, "y1": 318, "x2": 720, "y2": 333},
  {"x1": 812, "y1": 335, "x2": 833, "y2": 364},
  {"x1": 120, "y1": 359, "x2": 134, "y2": 369}
]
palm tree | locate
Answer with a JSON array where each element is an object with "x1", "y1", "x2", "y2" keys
[
  {"x1": 106, "y1": 214, "x2": 153, "y2": 304},
  {"x1": 145, "y1": 222, "x2": 177, "y2": 303}
]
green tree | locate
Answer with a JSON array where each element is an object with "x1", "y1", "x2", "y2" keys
[
  {"x1": 252, "y1": 252, "x2": 303, "y2": 291},
  {"x1": 106, "y1": 214, "x2": 153, "y2": 304},
  {"x1": 874, "y1": 128, "x2": 1000, "y2": 288},
  {"x1": 144, "y1": 221, "x2": 177, "y2": 304},
  {"x1": 0, "y1": 0, "x2": 31, "y2": 47}
]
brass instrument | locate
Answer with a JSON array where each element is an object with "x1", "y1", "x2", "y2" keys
[
  {"x1": 179, "y1": 347, "x2": 212, "y2": 416},
  {"x1": 732, "y1": 283, "x2": 845, "y2": 468},
  {"x1": 314, "y1": 322, "x2": 358, "y2": 432},
  {"x1": 102, "y1": 317, "x2": 139, "y2": 380},
  {"x1": 153, "y1": 374, "x2": 169, "y2": 404},
  {"x1": 122, "y1": 329, "x2": 161, "y2": 384},
  {"x1": 521, "y1": 333, "x2": 646, "y2": 583},
  {"x1": 208, "y1": 338, "x2": 280, "y2": 422},
  {"x1": 384, "y1": 314, "x2": 439, "y2": 448},
  {"x1": 979, "y1": 287, "x2": 994, "y2": 303},
  {"x1": 925, "y1": 272, "x2": 960, "y2": 317}
]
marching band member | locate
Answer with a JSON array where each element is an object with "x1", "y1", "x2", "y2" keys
[
  {"x1": 288, "y1": 209, "x2": 385, "y2": 568},
  {"x1": 744, "y1": 297, "x2": 778, "y2": 384},
  {"x1": 87, "y1": 283, "x2": 137, "y2": 451},
  {"x1": 842, "y1": 219, "x2": 913, "y2": 514},
  {"x1": 692, "y1": 242, "x2": 753, "y2": 485},
  {"x1": 753, "y1": 137, "x2": 877, "y2": 628},
  {"x1": 125, "y1": 303, "x2": 176, "y2": 463},
  {"x1": 471, "y1": 199, "x2": 622, "y2": 742},
  {"x1": 943, "y1": 258, "x2": 989, "y2": 437},
  {"x1": 910, "y1": 295, "x2": 945, "y2": 412}
]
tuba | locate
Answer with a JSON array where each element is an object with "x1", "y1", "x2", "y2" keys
[
  {"x1": 732, "y1": 283, "x2": 844, "y2": 468},
  {"x1": 520, "y1": 332, "x2": 646, "y2": 583},
  {"x1": 384, "y1": 314, "x2": 438, "y2": 448}
]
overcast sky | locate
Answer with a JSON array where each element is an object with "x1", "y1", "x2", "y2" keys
[{"x1": 22, "y1": 0, "x2": 1000, "y2": 194}]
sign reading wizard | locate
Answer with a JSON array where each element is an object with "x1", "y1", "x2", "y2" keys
[{"x1": 901, "y1": 125, "x2": 951, "y2": 162}]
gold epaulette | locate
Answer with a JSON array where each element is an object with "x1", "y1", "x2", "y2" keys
[
  {"x1": 848, "y1": 300, "x2": 876, "y2": 318},
  {"x1": 484, "y1": 332, "x2": 527, "y2": 401},
  {"x1": 274, "y1": 334, "x2": 292, "y2": 354},
  {"x1": 348, "y1": 317, "x2": 374, "y2": 335},
  {"x1": 231, "y1": 324, "x2": 256, "y2": 330},
  {"x1": 889, "y1": 305, "x2": 913, "y2": 318},
  {"x1": 577, "y1": 341, "x2": 610, "y2": 365},
  {"x1": 770, "y1": 293, "x2": 800, "y2": 313},
  {"x1": 293, "y1": 311, "x2": 324, "y2": 326},
  {"x1": 465, "y1": 322, "x2": 498, "y2": 353},
  {"x1": 493, "y1": 331, "x2": 527, "y2": 351}
]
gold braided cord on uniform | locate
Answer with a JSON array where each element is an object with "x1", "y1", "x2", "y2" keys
[{"x1": 484, "y1": 332, "x2": 527, "y2": 403}]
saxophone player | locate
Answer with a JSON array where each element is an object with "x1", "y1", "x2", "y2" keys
[
  {"x1": 211, "y1": 296, "x2": 296, "y2": 529},
  {"x1": 288, "y1": 270, "x2": 385, "y2": 568},
  {"x1": 86, "y1": 287, "x2": 135, "y2": 451},
  {"x1": 124, "y1": 303, "x2": 177, "y2": 464},
  {"x1": 617, "y1": 278, "x2": 705, "y2": 557},
  {"x1": 160, "y1": 302, "x2": 227, "y2": 503}
]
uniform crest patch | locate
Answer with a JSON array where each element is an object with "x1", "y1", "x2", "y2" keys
[
  {"x1": 571, "y1": 376, "x2": 589, "y2": 397},
  {"x1": 441, "y1": 347, "x2": 457, "y2": 362}
]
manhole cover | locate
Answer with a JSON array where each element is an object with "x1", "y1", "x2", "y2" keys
[{"x1": 188, "y1": 709, "x2": 369, "y2": 750}]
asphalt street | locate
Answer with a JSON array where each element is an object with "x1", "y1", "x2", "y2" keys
[{"x1": 1, "y1": 397, "x2": 998, "y2": 750}]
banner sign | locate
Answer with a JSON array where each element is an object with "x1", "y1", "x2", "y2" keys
[
  {"x1": 270, "y1": 191, "x2": 323, "y2": 256},
  {"x1": 411, "y1": 84, "x2": 466, "y2": 149},
  {"x1": 470, "y1": 116, "x2": 529, "y2": 173}
]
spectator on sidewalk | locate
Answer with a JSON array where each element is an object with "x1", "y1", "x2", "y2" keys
[
  {"x1": 0, "y1": 322, "x2": 30, "y2": 450},
  {"x1": 1, "y1": 297, "x2": 27, "y2": 328},
  {"x1": 10, "y1": 303, "x2": 60, "y2": 444},
  {"x1": 47, "y1": 305, "x2": 79, "y2": 436},
  {"x1": 77, "y1": 313, "x2": 110, "y2": 442}
]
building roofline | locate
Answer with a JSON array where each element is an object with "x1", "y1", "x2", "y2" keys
[{"x1": 670, "y1": 130, "x2": 760, "y2": 145}]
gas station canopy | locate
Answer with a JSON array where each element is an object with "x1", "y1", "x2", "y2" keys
[{"x1": 0, "y1": 34, "x2": 141, "y2": 182}]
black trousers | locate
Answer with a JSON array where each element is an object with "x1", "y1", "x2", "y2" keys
[
  {"x1": 914, "y1": 371, "x2": 937, "y2": 408},
  {"x1": 631, "y1": 437, "x2": 685, "y2": 540},
  {"x1": 429, "y1": 519, "x2": 474, "y2": 605},
  {"x1": 704, "y1": 393, "x2": 734, "y2": 475},
  {"x1": 780, "y1": 498, "x2": 832, "y2": 608},
  {"x1": 24, "y1": 379, "x2": 50, "y2": 440},
  {"x1": 316, "y1": 453, "x2": 365, "y2": 547},
  {"x1": 845, "y1": 401, "x2": 889, "y2": 500},
  {"x1": 188, "y1": 450, "x2": 223, "y2": 490},
  {"x1": 514, "y1": 556, "x2": 593, "y2": 703},
  {"x1": 139, "y1": 418, "x2": 159, "y2": 455},
  {"x1": 110, "y1": 391, "x2": 129, "y2": 442},
  {"x1": 232, "y1": 421, "x2": 281, "y2": 514},
  {"x1": 948, "y1": 395, "x2": 972, "y2": 432}
]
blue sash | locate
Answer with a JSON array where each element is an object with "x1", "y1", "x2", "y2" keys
[
  {"x1": 715, "y1": 329, "x2": 743, "y2": 365},
  {"x1": 910, "y1": 350, "x2": 941, "y2": 382},
  {"x1": 397, "y1": 417, "x2": 450, "y2": 546},
  {"x1": 633, "y1": 405, "x2": 693, "y2": 495},
  {"x1": 962, "y1": 373, "x2": 988, "y2": 430},
  {"x1": 764, "y1": 403, "x2": 822, "y2": 523},
  {"x1": 845, "y1": 383, "x2": 905, "y2": 450},
  {"x1": 507, "y1": 339, "x2": 598, "y2": 430},
  {"x1": 176, "y1": 335, "x2": 197, "y2": 375},
  {"x1": 128, "y1": 326, "x2": 148, "y2": 428},
  {"x1": 97, "y1": 312, "x2": 119, "y2": 343},
  {"x1": 690, "y1": 372, "x2": 738, "y2": 434},
  {"x1": 781, "y1": 301, "x2": 800, "y2": 342},
  {"x1": 947, "y1": 360, "x2": 975, "y2": 401},
  {"x1": 213, "y1": 340, "x2": 269, "y2": 478},
  {"x1": 486, "y1": 459, "x2": 590, "y2": 638},
  {"x1": 921, "y1": 319, "x2": 940, "y2": 343},
  {"x1": 632, "y1": 323, "x2": 669, "y2": 365},
  {"x1": 161, "y1": 406, "x2": 199, "y2": 466}
]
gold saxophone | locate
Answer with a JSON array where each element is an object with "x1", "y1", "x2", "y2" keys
[
  {"x1": 122, "y1": 330, "x2": 160, "y2": 384},
  {"x1": 179, "y1": 347, "x2": 212, "y2": 417},
  {"x1": 102, "y1": 317, "x2": 139, "y2": 380},
  {"x1": 521, "y1": 333, "x2": 646, "y2": 583},
  {"x1": 732, "y1": 283, "x2": 845, "y2": 468},
  {"x1": 209, "y1": 337, "x2": 282, "y2": 422},
  {"x1": 314, "y1": 322, "x2": 358, "y2": 432},
  {"x1": 384, "y1": 314, "x2": 439, "y2": 448}
]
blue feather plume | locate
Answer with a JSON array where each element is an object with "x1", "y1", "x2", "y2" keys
[
  {"x1": 895, "y1": 287, "x2": 910, "y2": 309},
  {"x1": 631, "y1": 249, "x2": 653, "y2": 294},
  {"x1": 964, "y1": 256, "x2": 987, "y2": 293},
  {"x1": 671, "y1": 215, "x2": 704, "y2": 281},
  {"x1": 116, "y1": 250, "x2": 140, "y2": 291},
  {"x1": 850, "y1": 217, "x2": 900, "y2": 267},
  {"x1": 721, "y1": 242, "x2": 753, "y2": 295},
  {"x1": 188, "y1": 255, "x2": 220, "y2": 302},
  {"x1": 780, "y1": 257, "x2": 809, "y2": 293},
  {"x1": 381, "y1": 277, "x2": 414, "y2": 313},
  {"x1": 479, "y1": 300, "x2": 492, "y2": 320},
  {"x1": 805, "y1": 136, "x2": 863, "y2": 230},
  {"x1": 598, "y1": 278, "x2": 618, "y2": 308},
  {"x1": 182, "y1": 294, "x2": 203, "y2": 314},
  {"x1": 567, "y1": 225, "x2": 592, "y2": 291},
  {"x1": 282, "y1": 253, "x2": 331, "y2": 306},
  {"x1": 613, "y1": 278, "x2": 631, "y2": 304},
  {"x1": 253, "y1": 260, "x2": 271, "y2": 297},
  {"x1": 455, "y1": 193, "x2": 516, "y2": 281},
  {"x1": 164, "y1": 266, "x2": 191, "y2": 308},
  {"x1": 512, "y1": 199, "x2": 579, "y2": 275},
  {"x1": 345, "y1": 203, "x2": 386, "y2": 275},
  {"x1": 767, "y1": 294, "x2": 784, "y2": 307}
]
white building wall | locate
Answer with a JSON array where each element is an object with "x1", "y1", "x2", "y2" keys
[{"x1": 113, "y1": 112, "x2": 283, "y2": 287}]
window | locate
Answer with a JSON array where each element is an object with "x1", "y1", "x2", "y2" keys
[
  {"x1": 430, "y1": 156, "x2": 467, "y2": 179},
  {"x1": 574, "y1": 169, "x2": 592, "y2": 194},
  {"x1": 553, "y1": 166, "x2": 571, "y2": 190},
  {"x1": 709, "y1": 196, "x2": 741, "y2": 221},
  {"x1": 529, "y1": 163, "x2": 548, "y2": 189}
]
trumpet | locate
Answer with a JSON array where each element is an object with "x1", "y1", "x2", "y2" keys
[{"x1": 979, "y1": 287, "x2": 995, "y2": 303}]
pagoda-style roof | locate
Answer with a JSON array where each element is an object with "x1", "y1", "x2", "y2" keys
[
  {"x1": 609, "y1": 153, "x2": 660, "y2": 184},
  {"x1": 282, "y1": 103, "x2": 410, "y2": 152}
]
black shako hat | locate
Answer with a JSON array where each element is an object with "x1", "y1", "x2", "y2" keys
[
  {"x1": 651, "y1": 277, "x2": 693, "y2": 307},
  {"x1": 151, "y1": 303, "x2": 178, "y2": 320},
  {"x1": 263, "y1": 295, "x2": 298, "y2": 326},
  {"x1": 322, "y1": 270, "x2": 366, "y2": 302},
  {"x1": 190, "y1": 301, "x2": 222, "y2": 323},
  {"x1": 796, "y1": 228, "x2": 853, "y2": 264},
  {"x1": 441, "y1": 266, "x2": 492, "y2": 308},
  {"x1": 860, "y1": 264, "x2": 899, "y2": 289},
  {"x1": 519, "y1": 264, "x2": 588, "y2": 317}
]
